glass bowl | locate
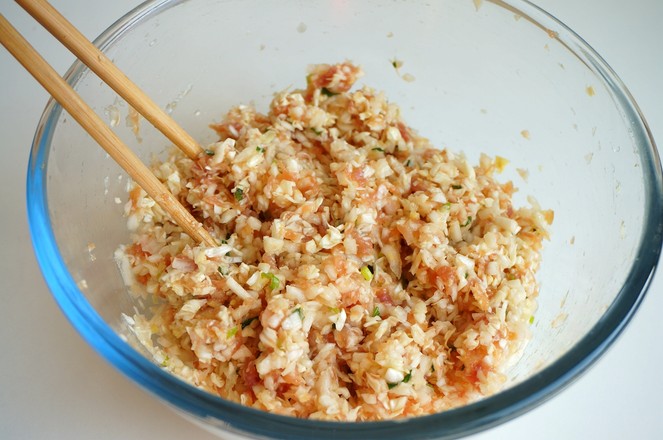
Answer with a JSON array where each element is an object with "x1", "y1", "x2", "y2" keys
[{"x1": 27, "y1": 0, "x2": 663, "y2": 438}]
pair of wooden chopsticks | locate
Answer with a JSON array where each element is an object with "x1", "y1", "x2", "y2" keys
[{"x1": 0, "y1": 0, "x2": 217, "y2": 246}]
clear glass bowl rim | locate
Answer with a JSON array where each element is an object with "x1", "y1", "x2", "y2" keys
[{"x1": 26, "y1": 0, "x2": 663, "y2": 438}]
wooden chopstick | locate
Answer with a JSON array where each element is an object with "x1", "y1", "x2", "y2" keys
[
  {"x1": 0, "y1": 14, "x2": 217, "y2": 247},
  {"x1": 16, "y1": 0, "x2": 203, "y2": 160}
]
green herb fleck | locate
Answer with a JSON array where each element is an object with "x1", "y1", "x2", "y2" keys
[
  {"x1": 242, "y1": 316, "x2": 258, "y2": 329},
  {"x1": 360, "y1": 265, "x2": 373, "y2": 281},
  {"x1": 256, "y1": 146, "x2": 265, "y2": 153},
  {"x1": 311, "y1": 127, "x2": 323, "y2": 135},
  {"x1": 321, "y1": 87, "x2": 338, "y2": 97},
  {"x1": 403, "y1": 371, "x2": 412, "y2": 383},
  {"x1": 529, "y1": 316, "x2": 535, "y2": 324},
  {"x1": 387, "y1": 382, "x2": 399, "y2": 390},
  {"x1": 204, "y1": 149, "x2": 215, "y2": 156},
  {"x1": 234, "y1": 187, "x2": 244, "y2": 201},
  {"x1": 226, "y1": 326, "x2": 238, "y2": 338},
  {"x1": 221, "y1": 239, "x2": 228, "y2": 244},
  {"x1": 372, "y1": 147, "x2": 385, "y2": 153},
  {"x1": 160, "y1": 355, "x2": 169, "y2": 367},
  {"x1": 329, "y1": 307, "x2": 341, "y2": 314},
  {"x1": 442, "y1": 202, "x2": 451, "y2": 210},
  {"x1": 461, "y1": 216, "x2": 472, "y2": 227},
  {"x1": 464, "y1": 272, "x2": 469, "y2": 279},
  {"x1": 261, "y1": 272, "x2": 280, "y2": 290},
  {"x1": 371, "y1": 306, "x2": 381, "y2": 317},
  {"x1": 217, "y1": 266, "x2": 228, "y2": 276},
  {"x1": 293, "y1": 307, "x2": 304, "y2": 320},
  {"x1": 405, "y1": 159, "x2": 412, "y2": 167},
  {"x1": 451, "y1": 184, "x2": 463, "y2": 190}
]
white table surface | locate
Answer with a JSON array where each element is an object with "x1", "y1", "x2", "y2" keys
[{"x1": 1, "y1": 0, "x2": 661, "y2": 438}]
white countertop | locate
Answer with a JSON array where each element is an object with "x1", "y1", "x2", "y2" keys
[{"x1": 1, "y1": 0, "x2": 661, "y2": 438}]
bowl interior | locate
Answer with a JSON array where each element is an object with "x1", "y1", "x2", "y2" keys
[{"x1": 29, "y1": 0, "x2": 661, "y2": 438}]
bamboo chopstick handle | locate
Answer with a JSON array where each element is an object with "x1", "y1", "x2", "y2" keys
[
  {"x1": 16, "y1": 0, "x2": 203, "y2": 160},
  {"x1": 0, "y1": 14, "x2": 216, "y2": 247}
]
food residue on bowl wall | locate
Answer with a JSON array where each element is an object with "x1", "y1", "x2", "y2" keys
[
  {"x1": 390, "y1": 59, "x2": 416, "y2": 83},
  {"x1": 126, "y1": 106, "x2": 142, "y2": 142},
  {"x1": 551, "y1": 312, "x2": 568, "y2": 329},
  {"x1": 165, "y1": 84, "x2": 193, "y2": 115},
  {"x1": 87, "y1": 242, "x2": 97, "y2": 262},
  {"x1": 104, "y1": 98, "x2": 122, "y2": 128}
]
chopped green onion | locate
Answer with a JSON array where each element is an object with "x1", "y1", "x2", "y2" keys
[
  {"x1": 234, "y1": 187, "x2": 244, "y2": 201},
  {"x1": 403, "y1": 371, "x2": 412, "y2": 383},
  {"x1": 293, "y1": 307, "x2": 304, "y2": 320},
  {"x1": 256, "y1": 146, "x2": 265, "y2": 153},
  {"x1": 242, "y1": 316, "x2": 258, "y2": 329},
  {"x1": 360, "y1": 265, "x2": 373, "y2": 281},
  {"x1": 226, "y1": 326, "x2": 238, "y2": 338},
  {"x1": 387, "y1": 382, "x2": 399, "y2": 390},
  {"x1": 321, "y1": 87, "x2": 338, "y2": 97},
  {"x1": 261, "y1": 272, "x2": 280, "y2": 290},
  {"x1": 221, "y1": 239, "x2": 228, "y2": 244},
  {"x1": 329, "y1": 307, "x2": 341, "y2": 314},
  {"x1": 311, "y1": 127, "x2": 323, "y2": 135},
  {"x1": 160, "y1": 355, "x2": 169, "y2": 367},
  {"x1": 451, "y1": 184, "x2": 463, "y2": 190},
  {"x1": 442, "y1": 202, "x2": 451, "y2": 210},
  {"x1": 405, "y1": 159, "x2": 412, "y2": 167},
  {"x1": 371, "y1": 306, "x2": 381, "y2": 317},
  {"x1": 372, "y1": 147, "x2": 385, "y2": 153},
  {"x1": 529, "y1": 316, "x2": 535, "y2": 324},
  {"x1": 464, "y1": 272, "x2": 469, "y2": 279},
  {"x1": 461, "y1": 216, "x2": 472, "y2": 227},
  {"x1": 217, "y1": 266, "x2": 228, "y2": 276},
  {"x1": 204, "y1": 149, "x2": 215, "y2": 156}
]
